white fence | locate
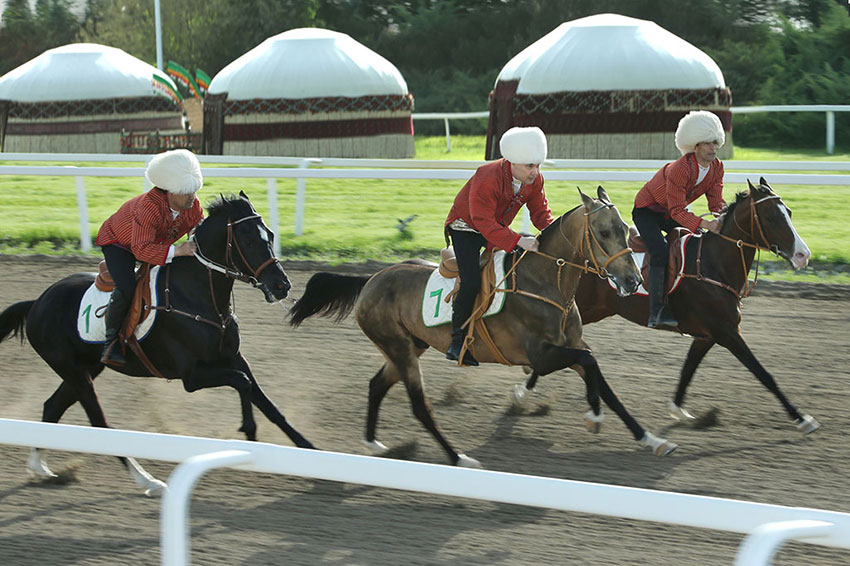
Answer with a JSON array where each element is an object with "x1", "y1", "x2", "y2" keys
[
  {"x1": 1, "y1": 154, "x2": 849, "y2": 256},
  {"x1": 1, "y1": 418, "x2": 848, "y2": 566},
  {"x1": 411, "y1": 106, "x2": 850, "y2": 154}
]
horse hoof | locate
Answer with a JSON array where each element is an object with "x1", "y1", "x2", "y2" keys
[
  {"x1": 639, "y1": 432, "x2": 678, "y2": 456},
  {"x1": 362, "y1": 439, "x2": 389, "y2": 456},
  {"x1": 796, "y1": 414, "x2": 820, "y2": 435},
  {"x1": 26, "y1": 450, "x2": 57, "y2": 479},
  {"x1": 144, "y1": 479, "x2": 168, "y2": 497},
  {"x1": 668, "y1": 401, "x2": 695, "y2": 421},
  {"x1": 513, "y1": 384, "x2": 529, "y2": 404},
  {"x1": 584, "y1": 409, "x2": 605, "y2": 434},
  {"x1": 456, "y1": 454, "x2": 482, "y2": 468}
]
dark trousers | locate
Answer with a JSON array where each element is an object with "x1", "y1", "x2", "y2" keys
[
  {"x1": 447, "y1": 228, "x2": 487, "y2": 329},
  {"x1": 101, "y1": 244, "x2": 137, "y2": 296},
  {"x1": 632, "y1": 207, "x2": 682, "y2": 268}
]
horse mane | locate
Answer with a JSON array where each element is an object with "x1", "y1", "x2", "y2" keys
[
  {"x1": 205, "y1": 193, "x2": 245, "y2": 217},
  {"x1": 539, "y1": 203, "x2": 582, "y2": 244},
  {"x1": 723, "y1": 190, "x2": 749, "y2": 220}
]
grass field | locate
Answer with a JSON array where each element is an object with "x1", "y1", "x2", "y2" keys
[{"x1": 1, "y1": 136, "x2": 848, "y2": 283}]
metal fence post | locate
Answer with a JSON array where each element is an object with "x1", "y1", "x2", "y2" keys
[
  {"x1": 74, "y1": 176, "x2": 92, "y2": 252},
  {"x1": 266, "y1": 178, "x2": 280, "y2": 257},
  {"x1": 294, "y1": 158, "x2": 321, "y2": 236}
]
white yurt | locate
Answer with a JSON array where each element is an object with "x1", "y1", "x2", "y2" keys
[
  {"x1": 486, "y1": 13, "x2": 732, "y2": 160},
  {"x1": 203, "y1": 27, "x2": 414, "y2": 157},
  {"x1": 0, "y1": 43, "x2": 185, "y2": 153}
]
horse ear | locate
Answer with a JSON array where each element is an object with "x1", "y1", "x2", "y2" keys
[
  {"x1": 577, "y1": 187, "x2": 593, "y2": 209},
  {"x1": 747, "y1": 179, "x2": 756, "y2": 192},
  {"x1": 759, "y1": 177, "x2": 770, "y2": 190},
  {"x1": 240, "y1": 190, "x2": 249, "y2": 200},
  {"x1": 597, "y1": 185, "x2": 611, "y2": 203}
]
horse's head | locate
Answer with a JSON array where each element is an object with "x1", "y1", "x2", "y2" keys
[
  {"x1": 545, "y1": 186, "x2": 641, "y2": 296},
  {"x1": 721, "y1": 178, "x2": 810, "y2": 270},
  {"x1": 194, "y1": 191, "x2": 292, "y2": 302}
]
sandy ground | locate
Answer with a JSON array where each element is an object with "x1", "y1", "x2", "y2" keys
[{"x1": 0, "y1": 255, "x2": 848, "y2": 566}]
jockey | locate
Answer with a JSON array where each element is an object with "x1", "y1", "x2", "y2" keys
[
  {"x1": 443, "y1": 126, "x2": 555, "y2": 366},
  {"x1": 95, "y1": 149, "x2": 204, "y2": 367},
  {"x1": 632, "y1": 110, "x2": 728, "y2": 330}
]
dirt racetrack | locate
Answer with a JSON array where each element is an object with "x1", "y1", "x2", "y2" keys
[{"x1": 0, "y1": 254, "x2": 848, "y2": 566}]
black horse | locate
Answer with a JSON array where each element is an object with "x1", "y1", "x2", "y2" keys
[{"x1": 0, "y1": 191, "x2": 313, "y2": 495}]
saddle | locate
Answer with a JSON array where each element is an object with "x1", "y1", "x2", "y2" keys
[
  {"x1": 96, "y1": 260, "x2": 154, "y2": 340},
  {"x1": 439, "y1": 246, "x2": 499, "y2": 309},
  {"x1": 628, "y1": 227, "x2": 690, "y2": 295}
]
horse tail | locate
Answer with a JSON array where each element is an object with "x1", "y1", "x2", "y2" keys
[
  {"x1": 0, "y1": 301, "x2": 35, "y2": 344},
  {"x1": 289, "y1": 273, "x2": 370, "y2": 327}
]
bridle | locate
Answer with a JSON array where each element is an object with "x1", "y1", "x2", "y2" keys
[
  {"x1": 684, "y1": 191, "x2": 787, "y2": 298},
  {"x1": 537, "y1": 201, "x2": 634, "y2": 289},
  {"x1": 192, "y1": 213, "x2": 280, "y2": 288}
]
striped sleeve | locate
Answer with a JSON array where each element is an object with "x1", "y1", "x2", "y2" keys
[
  {"x1": 662, "y1": 160, "x2": 703, "y2": 233},
  {"x1": 130, "y1": 198, "x2": 173, "y2": 265}
]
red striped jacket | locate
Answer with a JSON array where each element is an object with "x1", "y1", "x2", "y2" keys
[
  {"x1": 95, "y1": 188, "x2": 203, "y2": 265},
  {"x1": 445, "y1": 159, "x2": 555, "y2": 251},
  {"x1": 634, "y1": 153, "x2": 726, "y2": 233}
]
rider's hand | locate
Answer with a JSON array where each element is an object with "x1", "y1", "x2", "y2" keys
[
  {"x1": 700, "y1": 218, "x2": 722, "y2": 234},
  {"x1": 517, "y1": 236, "x2": 539, "y2": 252},
  {"x1": 174, "y1": 241, "x2": 198, "y2": 257}
]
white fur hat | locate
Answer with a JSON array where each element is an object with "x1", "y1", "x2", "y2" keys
[
  {"x1": 145, "y1": 149, "x2": 203, "y2": 195},
  {"x1": 499, "y1": 126, "x2": 547, "y2": 164},
  {"x1": 675, "y1": 111, "x2": 726, "y2": 155}
]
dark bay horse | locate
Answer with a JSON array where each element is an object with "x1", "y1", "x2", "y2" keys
[
  {"x1": 290, "y1": 187, "x2": 677, "y2": 468},
  {"x1": 516, "y1": 178, "x2": 820, "y2": 435},
  {"x1": 0, "y1": 191, "x2": 314, "y2": 495}
]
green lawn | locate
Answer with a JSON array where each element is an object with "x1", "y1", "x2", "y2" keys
[{"x1": 0, "y1": 136, "x2": 848, "y2": 283}]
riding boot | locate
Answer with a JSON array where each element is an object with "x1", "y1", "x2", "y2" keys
[
  {"x1": 647, "y1": 265, "x2": 679, "y2": 330},
  {"x1": 446, "y1": 326, "x2": 478, "y2": 367},
  {"x1": 100, "y1": 288, "x2": 131, "y2": 367}
]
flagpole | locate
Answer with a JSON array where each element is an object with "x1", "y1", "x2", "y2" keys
[{"x1": 155, "y1": 0, "x2": 163, "y2": 70}]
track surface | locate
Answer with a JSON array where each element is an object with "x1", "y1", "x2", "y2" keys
[{"x1": 1, "y1": 256, "x2": 848, "y2": 565}]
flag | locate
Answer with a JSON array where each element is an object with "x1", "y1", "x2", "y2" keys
[
  {"x1": 195, "y1": 69, "x2": 212, "y2": 95},
  {"x1": 166, "y1": 61, "x2": 201, "y2": 99},
  {"x1": 152, "y1": 74, "x2": 183, "y2": 104}
]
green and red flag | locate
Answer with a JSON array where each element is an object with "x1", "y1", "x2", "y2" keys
[
  {"x1": 195, "y1": 69, "x2": 212, "y2": 95},
  {"x1": 166, "y1": 61, "x2": 201, "y2": 99}
]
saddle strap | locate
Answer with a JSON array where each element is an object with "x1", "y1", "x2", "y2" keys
[{"x1": 125, "y1": 335, "x2": 171, "y2": 380}]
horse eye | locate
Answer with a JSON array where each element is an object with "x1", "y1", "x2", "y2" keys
[{"x1": 600, "y1": 230, "x2": 610, "y2": 238}]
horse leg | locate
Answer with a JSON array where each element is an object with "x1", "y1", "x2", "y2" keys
[
  {"x1": 28, "y1": 381, "x2": 80, "y2": 479},
  {"x1": 182, "y1": 359, "x2": 314, "y2": 448},
  {"x1": 714, "y1": 330, "x2": 820, "y2": 434},
  {"x1": 233, "y1": 354, "x2": 315, "y2": 449},
  {"x1": 533, "y1": 344, "x2": 677, "y2": 456},
  {"x1": 365, "y1": 364, "x2": 398, "y2": 454},
  {"x1": 39, "y1": 362, "x2": 166, "y2": 495},
  {"x1": 512, "y1": 368, "x2": 540, "y2": 404},
  {"x1": 669, "y1": 338, "x2": 715, "y2": 421},
  {"x1": 395, "y1": 356, "x2": 481, "y2": 468}
]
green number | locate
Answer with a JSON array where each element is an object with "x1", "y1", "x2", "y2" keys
[
  {"x1": 429, "y1": 289, "x2": 443, "y2": 318},
  {"x1": 81, "y1": 304, "x2": 91, "y2": 333}
]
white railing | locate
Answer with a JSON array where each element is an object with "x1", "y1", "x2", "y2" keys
[
  {"x1": 1, "y1": 418, "x2": 848, "y2": 566},
  {"x1": 411, "y1": 106, "x2": 850, "y2": 154},
  {"x1": 0, "y1": 159, "x2": 847, "y2": 255}
]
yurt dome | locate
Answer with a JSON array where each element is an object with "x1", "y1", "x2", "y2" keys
[
  {"x1": 203, "y1": 27, "x2": 414, "y2": 158},
  {"x1": 486, "y1": 14, "x2": 732, "y2": 160},
  {"x1": 0, "y1": 43, "x2": 184, "y2": 153}
]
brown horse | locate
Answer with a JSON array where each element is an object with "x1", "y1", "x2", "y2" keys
[
  {"x1": 515, "y1": 178, "x2": 820, "y2": 435},
  {"x1": 290, "y1": 187, "x2": 678, "y2": 468}
]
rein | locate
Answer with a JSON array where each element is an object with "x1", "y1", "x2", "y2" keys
[{"x1": 680, "y1": 193, "x2": 783, "y2": 299}]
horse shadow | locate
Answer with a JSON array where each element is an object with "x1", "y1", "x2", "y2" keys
[{"x1": 190, "y1": 475, "x2": 546, "y2": 565}]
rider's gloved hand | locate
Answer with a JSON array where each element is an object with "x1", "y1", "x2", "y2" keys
[{"x1": 517, "y1": 236, "x2": 539, "y2": 252}]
